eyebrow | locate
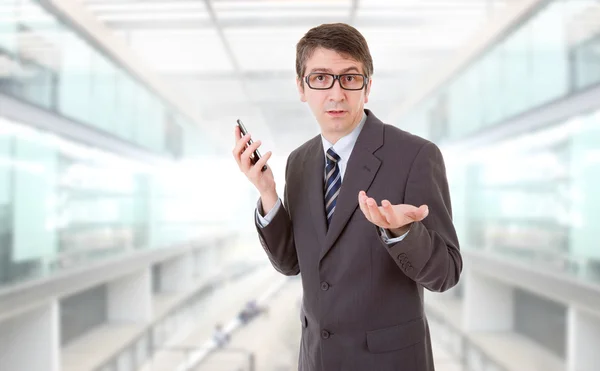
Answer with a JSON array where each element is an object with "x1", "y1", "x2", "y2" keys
[{"x1": 309, "y1": 66, "x2": 361, "y2": 74}]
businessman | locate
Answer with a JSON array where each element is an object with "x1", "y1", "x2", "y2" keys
[{"x1": 232, "y1": 23, "x2": 462, "y2": 371}]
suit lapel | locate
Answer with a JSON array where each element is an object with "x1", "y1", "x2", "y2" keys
[
  {"x1": 306, "y1": 138, "x2": 327, "y2": 248},
  {"x1": 319, "y1": 110, "x2": 384, "y2": 262}
]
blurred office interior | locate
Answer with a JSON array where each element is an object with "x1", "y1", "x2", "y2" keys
[{"x1": 1, "y1": 0, "x2": 600, "y2": 370}]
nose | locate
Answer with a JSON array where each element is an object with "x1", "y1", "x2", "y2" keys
[{"x1": 328, "y1": 79, "x2": 346, "y2": 102}]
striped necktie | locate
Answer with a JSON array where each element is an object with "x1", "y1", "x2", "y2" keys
[{"x1": 324, "y1": 148, "x2": 342, "y2": 226}]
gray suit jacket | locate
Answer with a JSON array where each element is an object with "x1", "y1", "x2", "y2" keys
[{"x1": 256, "y1": 109, "x2": 462, "y2": 371}]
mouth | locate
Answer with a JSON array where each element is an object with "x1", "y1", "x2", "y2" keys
[{"x1": 326, "y1": 110, "x2": 347, "y2": 117}]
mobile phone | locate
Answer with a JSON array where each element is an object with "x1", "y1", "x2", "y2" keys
[{"x1": 237, "y1": 119, "x2": 267, "y2": 172}]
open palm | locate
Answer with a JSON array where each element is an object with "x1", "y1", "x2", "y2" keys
[{"x1": 358, "y1": 190, "x2": 429, "y2": 231}]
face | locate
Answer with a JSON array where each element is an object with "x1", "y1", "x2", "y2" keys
[{"x1": 296, "y1": 47, "x2": 372, "y2": 143}]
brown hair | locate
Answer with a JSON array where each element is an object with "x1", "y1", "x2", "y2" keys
[{"x1": 295, "y1": 23, "x2": 374, "y2": 81}]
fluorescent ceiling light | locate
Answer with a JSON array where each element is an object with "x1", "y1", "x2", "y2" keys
[
  {"x1": 356, "y1": 9, "x2": 485, "y2": 18},
  {"x1": 359, "y1": 0, "x2": 503, "y2": 8},
  {"x1": 358, "y1": 0, "x2": 421, "y2": 6},
  {"x1": 224, "y1": 27, "x2": 309, "y2": 36},
  {"x1": 213, "y1": 0, "x2": 351, "y2": 10},
  {"x1": 131, "y1": 29, "x2": 218, "y2": 37},
  {"x1": 88, "y1": 2, "x2": 207, "y2": 12},
  {"x1": 97, "y1": 12, "x2": 210, "y2": 21},
  {"x1": 217, "y1": 10, "x2": 347, "y2": 19}
]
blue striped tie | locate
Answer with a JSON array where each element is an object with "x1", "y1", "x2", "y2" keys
[{"x1": 324, "y1": 148, "x2": 342, "y2": 226}]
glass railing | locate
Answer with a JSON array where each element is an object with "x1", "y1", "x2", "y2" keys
[
  {"x1": 426, "y1": 308, "x2": 510, "y2": 371},
  {"x1": 93, "y1": 261, "x2": 264, "y2": 371},
  {"x1": 0, "y1": 0, "x2": 196, "y2": 157}
]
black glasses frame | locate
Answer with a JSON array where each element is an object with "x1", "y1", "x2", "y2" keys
[{"x1": 304, "y1": 73, "x2": 368, "y2": 91}]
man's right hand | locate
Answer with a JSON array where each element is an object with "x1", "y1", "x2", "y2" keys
[{"x1": 232, "y1": 125, "x2": 278, "y2": 214}]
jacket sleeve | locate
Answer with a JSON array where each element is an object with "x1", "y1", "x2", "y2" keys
[
  {"x1": 254, "y1": 156, "x2": 300, "y2": 276},
  {"x1": 379, "y1": 141, "x2": 462, "y2": 292}
]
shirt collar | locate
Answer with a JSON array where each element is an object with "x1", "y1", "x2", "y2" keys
[{"x1": 321, "y1": 111, "x2": 367, "y2": 162}]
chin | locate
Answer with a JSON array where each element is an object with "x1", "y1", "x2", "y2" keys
[
  {"x1": 317, "y1": 114, "x2": 350, "y2": 132},
  {"x1": 329, "y1": 120, "x2": 351, "y2": 132}
]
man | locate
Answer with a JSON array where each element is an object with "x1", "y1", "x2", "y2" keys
[
  {"x1": 232, "y1": 23, "x2": 462, "y2": 371},
  {"x1": 212, "y1": 323, "x2": 229, "y2": 348}
]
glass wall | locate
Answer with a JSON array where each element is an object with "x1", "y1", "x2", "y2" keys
[
  {"x1": 0, "y1": 116, "x2": 217, "y2": 288},
  {"x1": 394, "y1": 0, "x2": 600, "y2": 287},
  {"x1": 0, "y1": 0, "x2": 196, "y2": 157},
  {"x1": 399, "y1": 0, "x2": 600, "y2": 142},
  {"x1": 0, "y1": 0, "x2": 224, "y2": 288},
  {"x1": 447, "y1": 108, "x2": 600, "y2": 285}
]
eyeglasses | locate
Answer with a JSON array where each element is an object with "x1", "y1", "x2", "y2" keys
[{"x1": 304, "y1": 73, "x2": 367, "y2": 91}]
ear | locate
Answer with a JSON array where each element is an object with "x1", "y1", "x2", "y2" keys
[
  {"x1": 364, "y1": 78, "x2": 372, "y2": 104},
  {"x1": 296, "y1": 77, "x2": 307, "y2": 102}
]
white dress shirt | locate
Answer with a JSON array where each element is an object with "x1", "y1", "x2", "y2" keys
[{"x1": 256, "y1": 112, "x2": 408, "y2": 244}]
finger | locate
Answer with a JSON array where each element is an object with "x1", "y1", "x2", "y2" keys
[
  {"x1": 233, "y1": 125, "x2": 241, "y2": 142},
  {"x1": 234, "y1": 129, "x2": 250, "y2": 150},
  {"x1": 232, "y1": 133, "x2": 251, "y2": 164},
  {"x1": 380, "y1": 200, "x2": 398, "y2": 226},
  {"x1": 405, "y1": 205, "x2": 429, "y2": 221},
  {"x1": 358, "y1": 191, "x2": 373, "y2": 222},
  {"x1": 367, "y1": 198, "x2": 389, "y2": 228},
  {"x1": 359, "y1": 192, "x2": 374, "y2": 222},
  {"x1": 249, "y1": 151, "x2": 272, "y2": 176},
  {"x1": 240, "y1": 140, "x2": 262, "y2": 171}
]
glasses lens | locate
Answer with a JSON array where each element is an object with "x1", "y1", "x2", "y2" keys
[
  {"x1": 339, "y1": 74, "x2": 365, "y2": 90},
  {"x1": 308, "y1": 74, "x2": 334, "y2": 89}
]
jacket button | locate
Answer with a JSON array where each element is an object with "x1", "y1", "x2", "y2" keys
[
  {"x1": 321, "y1": 330, "x2": 331, "y2": 339},
  {"x1": 321, "y1": 282, "x2": 330, "y2": 291}
]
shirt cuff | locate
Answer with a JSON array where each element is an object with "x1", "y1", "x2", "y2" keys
[
  {"x1": 256, "y1": 198, "x2": 282, "y2": 228},
  {"x1": 379, "y1": 225, "x2": 410, "y2": 244}
]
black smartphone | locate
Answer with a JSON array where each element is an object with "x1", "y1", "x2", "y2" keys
[{"x1": 237, "y1": 119, "x2": 267, "y2": 172}]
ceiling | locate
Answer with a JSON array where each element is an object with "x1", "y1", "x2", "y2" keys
[{"x1": 75, "y1": 0, "x2": 510, "y2": 156}]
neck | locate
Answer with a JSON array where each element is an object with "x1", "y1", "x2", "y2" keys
[{"x1": 322, "y1": 110, "x2": 364, "y2": 145}]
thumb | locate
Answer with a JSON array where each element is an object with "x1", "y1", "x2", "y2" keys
[{"x1": 417, "y1": 205, "x2": 429, "y2": 220}]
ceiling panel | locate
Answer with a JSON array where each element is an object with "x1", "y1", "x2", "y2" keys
[
  {"x1": 164, "y1": 75, "x2": 247, "y2": 106},
  {"x1": 129, "y1": 29, "x2": 234, "y2": 73},
  {"x1": 74, "y1": 0, "x2": 510, "y2": 153},
  {"x1": 362, "y1": 21, "x2": 483, "y2": 71},
  {"x1": 225, "y1": 27, "x2": 307, "y2": 72}
]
